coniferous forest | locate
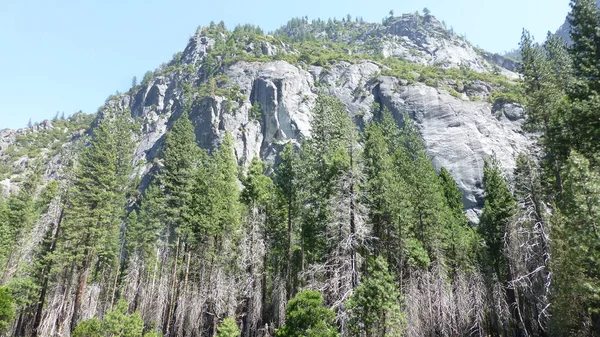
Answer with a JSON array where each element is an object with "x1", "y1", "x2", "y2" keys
[{"x1": 0, "y1": 0, "x2": 600, "y2": 336}]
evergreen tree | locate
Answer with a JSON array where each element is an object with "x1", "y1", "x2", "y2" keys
[
  {"x1": 520, "y1": 30, "x2": 571, "y2": 193},
  {"x1": 0, "y1": 286, "x2": 14, "y2": 335},
  {"x1": 56, "y1": 112, "x2": 133, "y2": 331},
  {"x1": 479, "y1": 158, "x2": 515, "y2": 280},
  {"x1": 505, "y1": 153, "x2": 551, "y2": 335},
  {"x1": 393, "y1": 114, "x2": 449, "y2": 268},
  {"x1": 567, "y1": 0, "x2": 600, "y2": 159},
  {"x1": 127, "y1": 182, "x2": 164, "y2": 262},
  {"x1": 363, "y1": 112, "x2": 396, "y2": 258},
  {"x1": 275, "y1": 290, "x2": 339, "y2": 337},
  {"x1": 241, "y1": 157, "x2": 275, "y2": 333},
  {"x1": 216, "y1": 317, "x2": 240, "y2": 337},
  {"x1": 569, "y1": 0, "x2": 600, "y2": 93},
  {"x1": 347, "y1": 256, "x2": 405, "y2": 337},
  {"x1": 438, "y1": 167, "x2": 479, "y2": 273},
  {"x1": 299, "y1": 95, "x2": 354, "y2": 265},
  {"x1": 479, "y1": 158, "x2": 519, "y2": 334},
  {"x1": 0, "y1": 179, "x2": 37, "y2": 276},
  {"x1": 275, "y1": 142, "x2": 300, "y2": 299},
  {"x1": 160, "y1": 111, "x2": 200, "y2": 239},
  {"x1": 438, "y1": 167, "x2": 465, "y2": 222},
  {"x1": 551, "y1": 151, "x2": 600, "y2": 335},
  {"x1": 72, "y1": 301, "x2": 158, "y2": 337}
]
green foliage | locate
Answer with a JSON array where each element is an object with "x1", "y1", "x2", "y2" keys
[
  {"x1": 348, "y1": 256, "x2": 405, "y2": 336},
  {"x1": 141, "y1": 71, "x2": 154, "y2": 86},
  {"x1": 0, "y1": 112, "x2": 94, "y2": 180},
  {"x1": 216, "y1": 317, "x2": 240, "y2": 337},
  {"x1": 249, "y1": 101, "x2": 262, "y2": 121},
  {"x1": 160, "y1": 111, "x2": 201, "y2": 238},
  {"x1": 127, "y1": 182, "x2": 164, "y2": 261},
  {"x1": 562, "y1": 0, "x2": 600, "y2": 160},
  {"x1": 378, "y1": 57, "x2": 521, "y2": 99},
  {"x1": 73, "y1": 301, "x2": 159, "y2": 337},
  {"x1": 242, "y1": 157, "x2": 273, "y2": 207},
  {"x1": 551, "y1": 151, "x2": 600, "y2": 334},
  {"x1": 479, "y1": 157, "x2": 515, "y2": 279},
  {"x1": 59, "y1": 111, "x2": 132, "y2": 271},
  {"x1": 189, "y1": 132, "x2": 243, "y2": 241},
  {"x1": 275, "y1": 290, "x2": 339, "y2": 337},
  {"x1": 518, "y1": 3, "x2": 600, "y2": 333},
  {"x1": 0, "y1": 173, "x2": 39, "y2": 275},
  {"x1": 298, "y1": 95, "x2": 355, "y2": 264},
  {"x1": 0, "y1": 286, "x2": 15, "y2": 334}
]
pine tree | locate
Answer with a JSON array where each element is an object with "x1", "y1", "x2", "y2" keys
[
  {"x1": 551, "y1": 151, "x2": 600, "y2": 335},
  {"x1": 519, "y1": 30, "x2": 571, "y2": 193},
  {"x1": 216, "y1": 317, "x2": 240, "y2": 337},
  {"x1": 347, "y1": 256, "x2": 405, "y2": 337},
  {"x1": 568, "y1": 0, "x2": 600, "y2": 93},
  {"x1": 160, "y1": 111, "x2": 200, "y2": 240},
  {"x1": 0, "y1": 286, "x2": 14, "y2": 335},
  {"x1": 0, "y1": 179, "x2": 37, "y2": 277},
  {"x1": 72, "y1": 301, "x2": 158, "y2": 337},
  {"x1": 275, "y1": 290, "x2": 339, "y2": 337},
  {"x1": 363, "y1": 113, "x2": 396, "y2": 258},
  {"x1": 393, "y1": 114, "x2": 449, "y2": 268},
  {"x1": 127, "y1": 182, "x2": 164, "y2": 263},
  {"x1": 274, "y1": 142, "x2": 300, "y2": 300},
  {"x1": 57, "y1": 112, "x2": 133, "y2": 332},
  {"x1": 438, "y1": 167, "x2": 479, "y2": 274},
  {"x1": 299, "y1": 95, "x2": 354, "y2": 266},
  {"x1": 479, "y1": 158, "x2": 515, "y2": 280},
  {"x1": 241, "y1": 157, "x2": 275, "y2": 333},
  {"x1": 478, "y1": 157, "x2": 520, "y2": 334},
  {"x1": 567, "y1": 0, "x2": 600, "y2": 159}
]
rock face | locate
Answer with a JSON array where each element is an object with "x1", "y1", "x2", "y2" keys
[
  {"x1": 99, "y1": 56, "x2": 530, "y2": 219},
  {"x1": 0, "y1": 13, "x2": 533, "y2": 217},
  {"x1": 556, "y1": 0, "x2": 600, "y2": 42}
]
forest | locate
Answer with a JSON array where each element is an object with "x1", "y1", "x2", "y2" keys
[{"x1": 0, "y1": 0, "x2": 600, "y2": 336}]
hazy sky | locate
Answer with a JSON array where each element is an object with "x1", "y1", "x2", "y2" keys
[{"x1": 0, "y1": 0, "x2": 570, "y2": 129}]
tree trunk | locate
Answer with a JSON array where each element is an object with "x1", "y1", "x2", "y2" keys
[
  {"x1": 32, "y1": 203, "x2": 65, "y2": 337},
  {"x1": 286, "y1": 198, "x2": 293, "y2": 300},
  {"x1": 70, "y1": 247, "x2": 94, "y2": 333},
  {"x1": 163, "y1": 236, "x2": 181, "y2": 337},
  {"x1": 349, "y1": 151, "x2": 358, "y2": 289}
]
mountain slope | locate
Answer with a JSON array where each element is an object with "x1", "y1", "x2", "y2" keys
[
  {"x1": 14, "y1": 13, "x2": 526, "y2": 220},
  {"x1": 0, "y1": 11, "x2": 538, "y2": 337},
  {"x1": 2, "y1": 15, "x2": 528, "y2": 220},
  {"x1": 556, "y1": 0, "x2": 600, "y2": 41}
]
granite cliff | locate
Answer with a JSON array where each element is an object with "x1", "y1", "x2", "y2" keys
[{"x1": 0, "y1": 12, "x2": 531, "y2": 221}]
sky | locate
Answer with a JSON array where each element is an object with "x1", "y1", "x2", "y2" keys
[{"x1": 0, "y1": 0, "x2": 571, "y2": 129}]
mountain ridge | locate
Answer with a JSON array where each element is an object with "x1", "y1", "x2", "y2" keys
[{"x1": 0, "y1": 12, "x2": 529, "y2": 223}]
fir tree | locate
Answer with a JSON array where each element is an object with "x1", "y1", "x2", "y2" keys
[
  {"x1": 275, "y1": 142, "x2": 300, "y2": 299},
  {"x1": 216, "y1": 317, "x2": 240, "y2": 337},
  {"x1": 551, "y1": 151, "x2": 600, "y2": 334},
  {"x1": 57, "y1": 111, "x2": 133, "y2": 331},
  {"x1": 0, "y1": 286, "x2": 14, "y2": 335},
  {"x1": 347, "y1": 256, "x2": 405, "y2": 337},
  {"x1": 479, "y1": 157, "x2": 515, "y2": 280},
  {"x1": 160, "y1": 111, "x2": 200, "y2": 239},
  {"x1": 567, "y1": 0, "x2": 600, "y2": 159},
  {"x1": 275, "y1": 290, "x2": 339, "y2": 337}
]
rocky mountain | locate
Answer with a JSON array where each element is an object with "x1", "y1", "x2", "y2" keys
[
  {"x1": 556, "y1": 0, "x2": 600, "y2": 41},
  {"x1": 0, "y1": 12, "x2": 529, "y2": 221}
]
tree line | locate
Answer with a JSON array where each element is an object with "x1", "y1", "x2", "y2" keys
[{"x1": 0, "y1": 0, "x2": 599, "y2": 336}]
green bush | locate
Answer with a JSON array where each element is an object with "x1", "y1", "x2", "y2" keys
[
  {"x1": 73, "y1": 301, "x2": 160, "y2": 337},
  {"x1": 0, "y1": 286, "x2": 15, "y2": 334},
  {"x1": 275, "y1": 290, "x2": 338, "y2": 337},
  {"x1": 216, "y1": 317, "x2": 240, "y2": 337}
]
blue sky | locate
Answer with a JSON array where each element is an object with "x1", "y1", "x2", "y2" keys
[{"x1": 0, "y1": 0, "x2": 570, "y2": 129}]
